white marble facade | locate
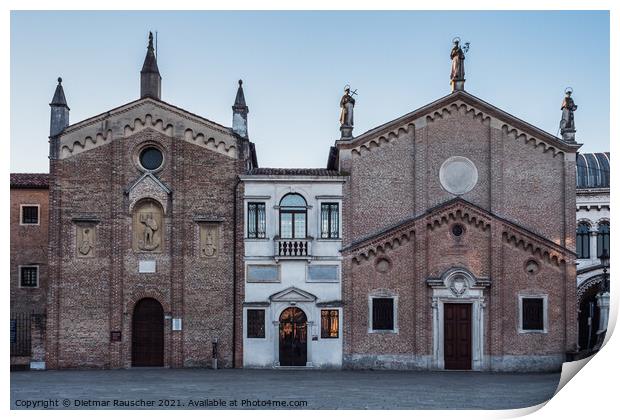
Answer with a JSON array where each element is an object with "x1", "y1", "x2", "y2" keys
[{"x1": 241, "y1": 171, "x2": 345, "y2": 368}]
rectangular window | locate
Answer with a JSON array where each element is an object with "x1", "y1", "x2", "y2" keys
[
  {"x1": 522, "y1": 298, "x2": 544, "y2": 331},
  {"x1": 21, "y1": 205, "x2": 39, "y2": 225},
  {"x1": 372, "y1": 298, "x2": 394, "y2": 331},
  {"x1": 19, "y1": 266, "x2": 39, "y2": 288},
  {"x1": 321, "y1": 310, "x2": 339, "y2": 338},
  {"x1": 247, "y1": 309, "x2": 265, "y2": 338},
  {"x1": 320, "y1": 203, "x2": 339, "y2": 239},
  {"x1": 247, "y1": 202, "x2": 266, "y2": 239}
]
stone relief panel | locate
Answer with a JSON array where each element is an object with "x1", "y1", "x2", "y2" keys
[
  {"x1": 133, "y1": 199, "x2": 164, "y2": 252},
  {"x1": 76, "y1": 225, "x2": 96, "y2": 258},
  {"x1": 199, "y1": 223, "x2": 219, "y2": 258}
]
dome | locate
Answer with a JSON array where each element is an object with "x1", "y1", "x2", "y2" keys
[{"x1": 576, "y1": 152, "x2": 609, "y2": 189}]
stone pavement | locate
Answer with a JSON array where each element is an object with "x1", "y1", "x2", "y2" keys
[{"x1": 11, "y1": 368, "x2": 560, "y2": 410}]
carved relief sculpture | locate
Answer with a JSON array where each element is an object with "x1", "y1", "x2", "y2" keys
[
  {"x1": 200, "y1": 223, "x2": 219, "y2": 258},
  {"x1": 76, "y1": 225, "x2": 95, "y2": 257},
  {"x1": 133, "y1": 200, "x2": 164, "y2": 252}
]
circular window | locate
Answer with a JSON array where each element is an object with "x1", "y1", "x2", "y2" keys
[
  {"x1": 139, "y1": 147, "x2": 164, "y2": 171},
  {"x1": 452, "y1": 224, "x2": 464, "y2": 237},
  {"x1": 375, "y1": 258, "x2": 392, "y2": 273},
  {"x1": 439, "y1": 156, "x2": 478, "y2": 195},
  {"x1": 524, "y1": 259, "x2": 540, "y2": 275}
]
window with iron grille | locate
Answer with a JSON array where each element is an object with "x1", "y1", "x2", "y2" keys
[
  {"x1": 20, "y1": 266, "x2": 39, "y2": 288},
  {"x1": 21, "y1": 206, "x2": 39, "y2": 225},
  {"x1": 372, "y1": 298, "x2": 394, "y2": 331},
  {"x1": 321, "y1": 310, "x2": 339, "y2": 338},
  {"x1": 320, "y1": 203, "x2": 339, "y2": 239},
  {"x1": 521, "y1": 298, "x2": 544, "y2": 331},
  {"x1": 247, "y1": 309, "x2": 265, "y2": 338},
  {"x1": 247, "y1": 202, "x2": 266, "y2": 239}
]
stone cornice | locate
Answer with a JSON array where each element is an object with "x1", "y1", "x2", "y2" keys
[
  {"x1": 344, "y1": 197, "x2": 575, "y2": 266},
  {"x1": 58, "y1": 98, "x2": 238, "y2": 160}
]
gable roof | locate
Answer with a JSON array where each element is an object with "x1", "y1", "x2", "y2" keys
[
  {"x1": 342, "y1": 197, "x2": 576, "y2": 261},
  {"x1": 337, "y1": 90, "x2": 581, "y2": 154}
]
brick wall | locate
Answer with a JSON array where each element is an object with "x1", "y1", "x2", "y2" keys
[{"x1": 46, "y1": 126, "x2": 250, "y2": 369}]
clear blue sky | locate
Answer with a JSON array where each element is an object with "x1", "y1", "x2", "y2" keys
[{"x1": 10, "y1": 10, "x2": 609, "y2": 172}]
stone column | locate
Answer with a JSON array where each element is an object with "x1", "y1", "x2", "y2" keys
[
  {"x1": 590, "y1": 231, "x2": 597, "y2": 261},
  {"x1": 306, "y1": 321, "x2": 315, "y2": 367},
  {"x1": 596, "y1": 292, "x2": 610, "y2": 336},
  {"x1": 272, "y1": 321, "x2": 280, "y2": 367}
]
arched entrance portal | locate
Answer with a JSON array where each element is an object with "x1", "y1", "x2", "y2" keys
[
  {"x1": 279, "y1": 307, "x2": 307, "y2": 366},
  {"x1": 578, "y1": 280, "x2": 602, "y2": 352},
  {"x1": 132, "y1": 298, "x2": 164, "y2": 367}
]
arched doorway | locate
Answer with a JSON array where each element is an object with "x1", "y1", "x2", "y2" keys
[
  {"x1": 279, "y1": 307, "x2": 307, "y2": 366},
  {"x1": 132, "y1": 298, "x2": 164, "y2": 367},
  {"x1": 578, "y1": 280, "x2": 602, "y2": 352}
]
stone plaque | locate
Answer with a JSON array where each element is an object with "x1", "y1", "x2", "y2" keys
[
  {"x1": 199, "y1": 223, "x2": 219, "y2": 258},
  {"x1": 139, "y1": 260, "x2": 156, "y2": 273},
  {"x1": 133, "y1": 199, "x2": 164, "y2": 252},
  {"x1": 172, "y1": 318, "x2": 183, "y2": 331},
  {"x1": 247, "y1": 265, "x2": 279, "y2": 283},
  {"x1": 76, "y1": 225, "x2": 95, "y2": 258},
  {"x1": 307, "y1": 265, "x2": 339, "y2": 282},
  {"x1": 439, "y1": 156, "x2": 478, "y2": 195}
]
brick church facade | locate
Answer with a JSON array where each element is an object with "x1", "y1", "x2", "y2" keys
[
  {"x1": 333, "y1": 90, "x2": 580, "y2": 371},
  {"x1": 11, "y1": 34, "x2": 584, "y2": 371},
  {"x1": 45, "y1": 34, "x2": 255, "y2": 369}
]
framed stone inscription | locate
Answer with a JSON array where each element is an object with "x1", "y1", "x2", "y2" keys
[
  {"x1": 76, "y1": 225, "x2": 96, "y2": 258},
  {"x1": 133, "y1": 199, "x2": 164, "y2": 252},
  {"x1": 199, "y1": 223, "x2": 219, "y2": 258}
]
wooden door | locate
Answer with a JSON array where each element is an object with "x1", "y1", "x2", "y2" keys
[
  {"x1": 444, "y1": 303, "x2": 472, "y2": 370},
  {"x1": 279, "y1": 307, "x2": 307, "y2": 366},
  {"x1": 132, "y1": 298, "x2": 164, "y2": 367}
]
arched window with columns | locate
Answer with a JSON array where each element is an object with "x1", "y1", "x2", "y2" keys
[
  {"x1": 576, "y1": 222, "x2": 591, "y2": 259},
  {"x1": 597, "y1": 222, "x2": 610, "y2": 258}
]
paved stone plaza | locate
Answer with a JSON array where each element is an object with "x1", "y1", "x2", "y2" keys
[{"x1": 11, "y1": 368, "x2": 560, "y2": 410}]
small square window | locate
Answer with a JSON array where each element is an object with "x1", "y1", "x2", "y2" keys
[
  {"x1": 21, "y1": 206, "x2": 39, "y2": 225},
  {"x1": 247, "y1": 309, "x2": 265, "y2": 338},
  {"x1": 19, "y1": 266, "x2": 39, "y2": 288},
  {"x1": 372, "y1": 298, "x2": 394, "y2": 331},
  {"x1": 321, "y1": 310, "x2": 339, "y2": 338},
  {"x1": 521, "y1": 297, "x2": 545, "y2": 332}
]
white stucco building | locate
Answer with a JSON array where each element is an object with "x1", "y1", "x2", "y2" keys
[
  {"x1": 241, "y1": 169, "x2": 346, "y2": 368},
  {"x1": 575, "y1": 152, "x2": 610, "y2": 352}
]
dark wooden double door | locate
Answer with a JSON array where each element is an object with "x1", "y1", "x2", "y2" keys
[
  {"x1": 132, "y1": 298, "x2": 164, "y2": 367},
  {"x1": 279, "y1": 307, "x2": 307, "y2": 366},
  {"x1": 444, "y1": 303, "x2": 472, "y2": 370}
]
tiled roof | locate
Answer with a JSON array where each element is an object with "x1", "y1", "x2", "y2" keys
[
  {"x1": 248, "y1": 168, "x2": 342, "y2": 176},
  {"x1": 10, "y1": 173, "x2": 50, "y2": 189}
]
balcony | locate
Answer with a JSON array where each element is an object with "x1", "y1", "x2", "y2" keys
[{"x1": 274, "y1": 238, "x2": 312, "y2": 260}]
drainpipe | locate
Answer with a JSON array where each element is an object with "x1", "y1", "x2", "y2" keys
[{"x1": 232, "y1": 176, "x2": 241, "y2": 368}]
